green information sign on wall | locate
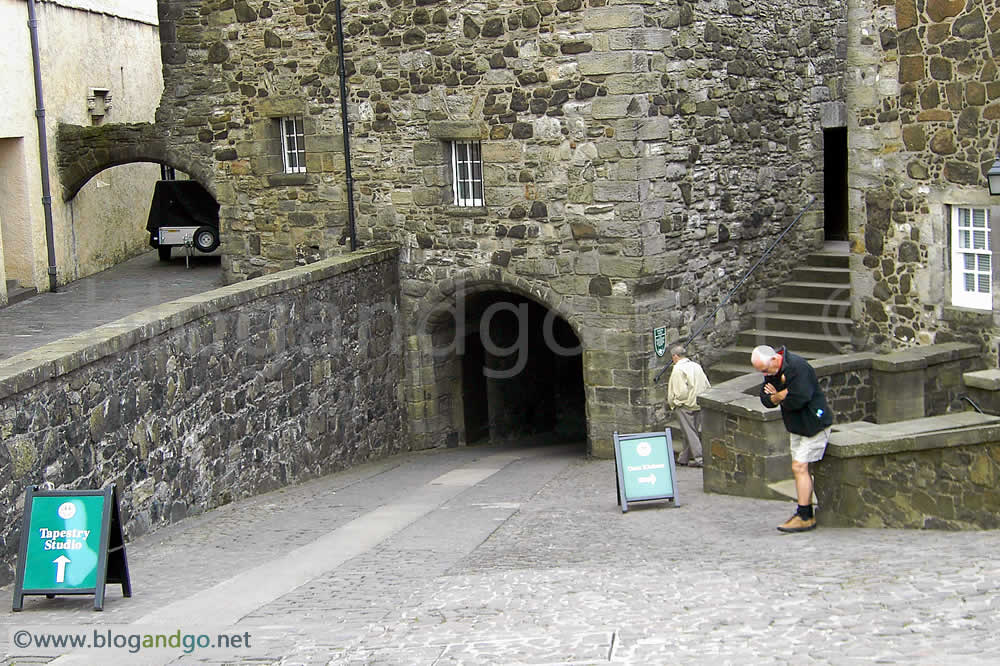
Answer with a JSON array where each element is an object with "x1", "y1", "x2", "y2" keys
[
  {"x1": 12, "y1": 485, "x2": 131, "y2": 611},
  {"x1": 653, "y1": 327, "x2": 667, "y2": 357},
  {"x1": 613, "y1": 430, "x2": 680, "y2": 512}
]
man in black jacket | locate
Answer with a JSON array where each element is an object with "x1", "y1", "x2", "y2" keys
[{"x1": 751, "y1": 345, "x2": 833, "y2": 533}]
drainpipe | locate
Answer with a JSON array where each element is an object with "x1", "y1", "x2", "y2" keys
[
  {"x1": 26, "y1": 0, "x2": 58, "y2": 292},
  {"x1": 334, "y1": 0, "x2": 359, "y2": 251}
]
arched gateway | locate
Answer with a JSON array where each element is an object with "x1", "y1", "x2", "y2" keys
[
  {"x1": 56, "y1": 122, "x2": 213, "y2": 200},
  {"x1": 408, "y1": 268, "x2": 591, "y2": 453}
]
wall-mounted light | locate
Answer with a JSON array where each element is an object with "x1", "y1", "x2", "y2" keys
[{"x1": 988, "y1": 155, "x2": 1000, "y2": 196}]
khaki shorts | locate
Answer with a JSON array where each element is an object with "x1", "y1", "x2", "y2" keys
[{"x1": 789, "y1": 428, "x2": 830, "y2": 463}]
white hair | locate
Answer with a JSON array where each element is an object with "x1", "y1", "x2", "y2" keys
[{"x1": 750, "y1": 345, "x2": 777, "y2": 365}]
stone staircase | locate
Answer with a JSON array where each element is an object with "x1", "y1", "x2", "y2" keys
[
  {"x1": 3, "y1": 279, "x2": 37, "y2": 308},
  {"x1": 706, "y1": 243, "x2": 852, "y2": 384}
]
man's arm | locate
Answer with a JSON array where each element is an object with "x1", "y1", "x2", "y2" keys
[{"x1": 778, "y1": 363, "x2": 812, "y2": 410}]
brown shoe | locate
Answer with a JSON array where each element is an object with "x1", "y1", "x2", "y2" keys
[{"x1": 777, "y1": 514, "x2": 816, "y2": 533}]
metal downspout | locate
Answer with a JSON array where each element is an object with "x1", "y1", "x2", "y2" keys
[
  {"x1": 26, "y1": 0, "x2": 59, "y2": 292},
  {"x1": 334, "y1": 0, "x2": 359, "y2": 251}
]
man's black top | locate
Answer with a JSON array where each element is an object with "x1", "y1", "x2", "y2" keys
[{"x1": 758, "y1": 347, "x2": 833, "y2": 437}]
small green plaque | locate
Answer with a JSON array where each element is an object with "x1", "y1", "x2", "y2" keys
[
  {"x1": 653, "y1": 327, "x2": 667, "y2": 357},
  {"x1": 613, "y1": 430, "x2": 679, "y2": 512}
]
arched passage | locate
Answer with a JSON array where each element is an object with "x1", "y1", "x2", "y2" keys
[
  {"x1": 457, "y1": 291, "x2": 586, "y2": 444},
  {"x1": 411, "y1": 271, "x2": 589, "y2": 452}
]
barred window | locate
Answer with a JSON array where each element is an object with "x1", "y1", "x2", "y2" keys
[
  {"x1": 280, "y1": 116, "x2": 306, "y2": 174},
  {"x1": 951, "y1": 205, "x2": 992, "y2": 310},
  {"x1": 450, "y1": 140, "x2": 484, "y2": 207}
]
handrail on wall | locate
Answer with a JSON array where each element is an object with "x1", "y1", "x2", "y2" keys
[{"x1": 654, "y1": 197, "x2": 818, "y2": 382}]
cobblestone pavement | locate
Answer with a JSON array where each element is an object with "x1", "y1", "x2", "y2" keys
[
  {"x1": 0, "y1": 250, "x2": 222, "y2": 361},
  {"x1": 2, "y1": 439, "x2": 1000, "y2": 665}
]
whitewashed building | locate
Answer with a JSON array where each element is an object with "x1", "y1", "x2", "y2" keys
[{"x1": 0, "y1": 0, "x2": 162, "y2": 304}]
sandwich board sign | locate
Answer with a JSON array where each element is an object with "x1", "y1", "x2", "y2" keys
[
  {"x1": 613, "y1": 430, "x2": 679, "y2": 512},
  {"x1": 12, "y1": 485, "x2": 131, "y2": 611}
]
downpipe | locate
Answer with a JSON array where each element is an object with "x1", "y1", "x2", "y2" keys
[
  {"x1": 334, "y1": 0, "x2": 359, "y2": 251},
  {"x1": 26, "y1": 0, "x2": 59, "y2": 292}
]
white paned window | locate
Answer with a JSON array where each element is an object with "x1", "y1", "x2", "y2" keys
[
  {"x1": 450, "y1": 140, "x2": 484, "y2": 207},
  {"x1": 280, "y1": 116, "x2": 306, "y2": 174},
  {"x1": 951, "y1": 205, "x2": 992, "y2": 310}
]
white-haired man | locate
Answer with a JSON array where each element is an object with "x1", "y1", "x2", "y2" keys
[
  {"x1": 750, "y1": 344, "x2": 833, "y2": 533},
  {"x1": 667, "y1": 345, "x2": 711, "y2": 467}
]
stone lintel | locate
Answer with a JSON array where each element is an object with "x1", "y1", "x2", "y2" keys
[
  {"x1": 257, "y1": 96, "x2": 307, "y2": 117},
  {"x1": 428, "y1": 122, "x2": 489, "y2": 140}
]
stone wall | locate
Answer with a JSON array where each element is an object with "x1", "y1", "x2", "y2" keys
[
  {"x1": 151, "y1": 0, "x2": 846, "y2": 453},
  {"x1": 814, "y1": 414, "x2": 1000, "y2": 529},
  {"x1": 848, "y1": 0, "x2": 1000, "y2": 357},
  {"x1": 0, "y1": 245, "x2": 403, "y2": 585}
]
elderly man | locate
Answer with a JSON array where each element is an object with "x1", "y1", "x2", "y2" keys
[
  {"x1": 751, "y1": 345, "x2": 833, "y2": 533},
  {"x1": 667, "y1": 345, "x2": 711, "y2": 467}
]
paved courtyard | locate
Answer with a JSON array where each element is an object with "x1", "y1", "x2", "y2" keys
[{"x1": 2, "y1": 440, "x2": 999, "y2": 665}]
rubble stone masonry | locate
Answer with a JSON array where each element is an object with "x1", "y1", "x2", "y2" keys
[{"x1": 150, "y1": 0, "x2": 846, "y2": 453}]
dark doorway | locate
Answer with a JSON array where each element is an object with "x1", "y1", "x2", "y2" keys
[
  {"x1": 460, "y1": 291, "x2": 586, "y2": 445},
  {"x1": 824, "y1": 127, "x2": 848, "y2": 241}
]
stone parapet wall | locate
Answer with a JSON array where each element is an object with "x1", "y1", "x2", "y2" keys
[
  {"x1": 0, "y1": 245, "x2": 403, "y2": 585},
  {"x1": 700, "y1": 342, "x2": 983, "y2": 499},
  {"x1": 815, "y1": 414, "x2": 1000, "y2": 529}
]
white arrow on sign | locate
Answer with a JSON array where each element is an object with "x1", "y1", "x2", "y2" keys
[
  {"x1": 638, "y1": 473, "x2": 656, "y2": 485},
  {"x1": 53, "y1": 555, "x2": 71, "y2": 583}
]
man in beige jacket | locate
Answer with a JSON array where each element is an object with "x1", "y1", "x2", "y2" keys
[{"x1": 667, "y1": 345, "x2": 711, "y2": 467}]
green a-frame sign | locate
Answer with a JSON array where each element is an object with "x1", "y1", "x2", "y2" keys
[{"x1": 12, "y1": 485, "x2": 131, "y2": 611}]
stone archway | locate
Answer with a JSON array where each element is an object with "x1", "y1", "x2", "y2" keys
[
  {"x1": 55, "y1": 122, "x2": 214, "y2": 200},
  {"x1": 407, "y1": 267, "x2": 590, "y2": 453}
]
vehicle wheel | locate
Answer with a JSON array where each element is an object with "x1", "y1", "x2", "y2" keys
[
  {"x1": 157, "y1": 245, "x2": 171, "y2": 261},
  {"x1": 192, "y1": 226, "x2": 220, "y2": 253}
]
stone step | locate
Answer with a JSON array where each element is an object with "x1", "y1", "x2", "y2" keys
[
  {"x1": 767, "y1": 479, "x2": 816, "y2": 504},
  {"x1": 790, "y1": 265, "x2": 851, "y2": 285},
  {"x1": 803, "y1": 251, "x2": 850, "y2": 269},
  {"x1": 778, "y1": 280, "x2": 846, "y2": 301},
  {"x1": 768, "y1": 296, "x2": 850, "y2": 318},
  {"x1": 705, "y1": 362, "x2": 752, "y2": 384},
  {"x1": 736, "y1": 328, "x2": 852, "y2": 355},
  {"x1": 748, "y1": 312, "x2": 854, "y2": 337},
  {"x1": 3, "y1": 279, "x2": 37, "y2": 307}
]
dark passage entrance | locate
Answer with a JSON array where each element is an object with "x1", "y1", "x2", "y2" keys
[
  {"x1": 460, "y1": 291, "x2": 585, "y2": 445},
  {"x1": 824, "y1": 127, "x2": 848, "y2": 241}
]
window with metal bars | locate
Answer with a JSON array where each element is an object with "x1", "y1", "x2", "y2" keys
[
  {"x1": 280, "y1": 116, "x2": 306, "y2": 174},
  {"x1": 951, "y1": 205, "x2": 992, "y2": 310},
  {"x1": 450, "y1": 140, "x2": 484, "y2": 207}
]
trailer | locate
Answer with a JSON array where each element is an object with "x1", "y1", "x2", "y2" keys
[{"x1": 146, "y1": 180, "x2": 220, "y2": 261}]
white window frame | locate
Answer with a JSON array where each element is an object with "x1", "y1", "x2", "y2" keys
[
  {"x1": 450, "y1": 140, "x2": 484, "y2": 207},
  {"x1": 280, "y1": 116, "x2": 306, "y2": 174},
  {"x1": 950, "y1": 205, "x2": 992, "y2": 310}
]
